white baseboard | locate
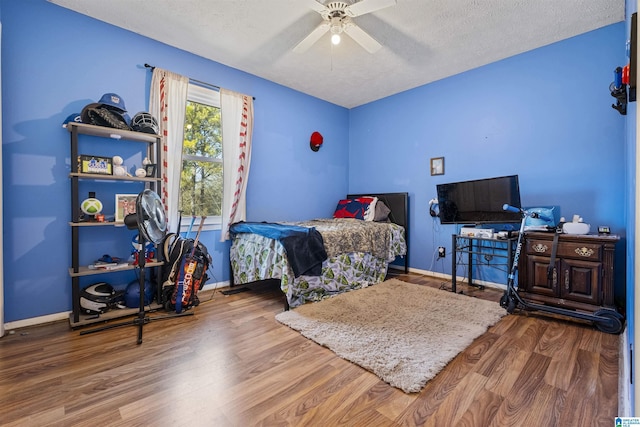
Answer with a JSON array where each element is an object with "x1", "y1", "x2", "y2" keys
[
  {"x1": 5, "y1": 267, "x2": 498, "y2": 331},
  {"x1": 619, "y1": 325, "x2": 631, "y2": 416},
  {"x1": 390, "y1": 265, "x2": 506, "y2": 291},
  {"x1": 4, "y1": 312, "x2": 70, "y2": 332},
  {"x1": 201, "y1": 280, "x2": 230, "y2": 292},
  {"x1": 5, "y1": 271, "x2": 496, "y2": 332},
  {"x1": 2, "y1": 279, "x2": 231, "y2": 333}
]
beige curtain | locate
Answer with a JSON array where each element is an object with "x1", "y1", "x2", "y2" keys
[
  {"x1": 148, "y1": 68, "x2": 189, "y2": 233},
  {"x1": 220, "y1": 89, "x2": 253, "y2": 241}
]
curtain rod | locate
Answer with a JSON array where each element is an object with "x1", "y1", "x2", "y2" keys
[{"x1": 144, "y1": 63, "x2": 255, "y2": 100}]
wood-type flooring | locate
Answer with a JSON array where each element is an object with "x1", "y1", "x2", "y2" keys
[{"x1": 0, "y1": 272, "x2": 620, "y2": 426}]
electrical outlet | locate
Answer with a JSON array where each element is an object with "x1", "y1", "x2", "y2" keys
[{"x1": 438, "y1": 247, "x2": 446, "y2": 258}]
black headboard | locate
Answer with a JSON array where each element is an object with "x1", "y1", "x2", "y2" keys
[{"x1": 347, "y1": 192, "x2": 409, "y2": 273}]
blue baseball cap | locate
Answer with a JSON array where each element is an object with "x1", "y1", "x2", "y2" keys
[
  {"x1": 98, "y1": 93, "x2": 127, "y2": 112},
  {"x1": 62, "y1": 113, "x2": 82, "y2": 128}
]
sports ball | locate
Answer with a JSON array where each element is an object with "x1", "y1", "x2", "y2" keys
[{"x1": 81, "y1": 197, "x2": 103, "y2": 215}]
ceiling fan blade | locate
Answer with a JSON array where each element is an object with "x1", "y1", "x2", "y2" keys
[
  {"x1": 302, "y1": 0, "x2": 329, "y2": 14},
  {"x1": 293, "y1": 22, "x2": 330, "y2": 53},
  {"x1": 345, "y1": 0, "x2": 396, "y2": 17},
  {"x1": 343, "y1": 22, "x2": 382, "y2": 53}
]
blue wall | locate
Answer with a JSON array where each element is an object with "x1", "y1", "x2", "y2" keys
[
  {"x1": 0, "y1": 0, "x2": 629, "y2": 329},
  {"x1": 0, "y1": 0, "x2": 349, "y2": 322},
  {"x1": 625, "y1": 0, "x2": 637, "y2": 413},
  {"x1": 350, "y1": 23, "x2": 626, "y2": 289}
]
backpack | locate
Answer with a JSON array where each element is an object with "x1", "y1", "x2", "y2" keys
[{"x1": 161, "y1": 233, "x2": 212, "y2": 313}]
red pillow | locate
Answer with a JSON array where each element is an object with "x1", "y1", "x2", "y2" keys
[{"x1": 333, "y1": 197, "x2": 376, "y2": 220}]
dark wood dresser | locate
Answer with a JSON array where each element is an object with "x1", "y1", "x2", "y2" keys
[{"x1": 518, "y1": 231, "x2": 620, "y2": 313}]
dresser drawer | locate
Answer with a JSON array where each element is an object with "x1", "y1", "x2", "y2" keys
[
  {"x1": 526, "y1": 239, "x2": 552, "y2": 257},
  {"x1": 556, "y1": 241, "x2": 602, "y2": 261},
  {"x1": 526, "y1": 239, "x2": 602, "y2": 262}
]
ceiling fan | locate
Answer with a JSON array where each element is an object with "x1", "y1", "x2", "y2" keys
[{"x1": 293, "y1": 0, "x2": 397, "y2": 54}]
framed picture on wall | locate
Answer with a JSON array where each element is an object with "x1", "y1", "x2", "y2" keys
[
  {"x1": 430, "y1": 157, "x2": 444, "y2": 176},
  {"x1": 115, "y1": 194, "x2": 138, "y2": 222},
  {"x1": 78, "y1": 155, "x2": 113, "y2": 175}
]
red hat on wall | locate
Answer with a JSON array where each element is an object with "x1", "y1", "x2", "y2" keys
[{"x1": 310, "y1": 131, "x2": 323, "y2": 152}]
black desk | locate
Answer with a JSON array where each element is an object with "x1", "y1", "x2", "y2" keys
[{"x1": 451, "y1": 234, "x2": 518, "y2": 293}]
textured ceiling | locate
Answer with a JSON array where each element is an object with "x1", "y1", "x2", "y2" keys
[{"x1": 48, "y1": 0, "x2": 625, "y2": 108}]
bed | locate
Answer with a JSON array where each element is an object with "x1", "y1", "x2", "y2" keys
[{"x1": 229, "y1": 193, "x2": 408, "y2": 309}]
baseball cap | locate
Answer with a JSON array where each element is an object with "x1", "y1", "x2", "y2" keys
[
  {"x1": 98, "y1": 93, "x2": 127, "y2": 112},
  {"x1": 62, "y1": 113, "x2": 82, "y2": 128}
]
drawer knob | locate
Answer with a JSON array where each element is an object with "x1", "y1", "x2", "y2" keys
[
  {"x1": 575, "y1": 247, "x2": 594, "y2": 257},
  {"x1": 533, "y1": 243, "x2": 548, "y2": 253}
]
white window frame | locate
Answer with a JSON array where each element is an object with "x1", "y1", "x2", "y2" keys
[{"x1": 180, "y1": 83, "x2": 222, "y2": 232}]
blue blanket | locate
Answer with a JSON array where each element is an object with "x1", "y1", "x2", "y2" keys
[{"x1": 229, "y1": 221, "x2": 328, "y2": 277}]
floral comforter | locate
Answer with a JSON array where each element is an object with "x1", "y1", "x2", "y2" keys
[{"x1": 230, "y1": 218, "x2": 407, "y2": 308}]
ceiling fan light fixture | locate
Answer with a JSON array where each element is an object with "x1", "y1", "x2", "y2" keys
[
  {"x1": 294, "y1": 0, "x2": 396, "y2": 53},
  {"x1": 330, "y1": 17, "x2": 343, "y2": 45}
]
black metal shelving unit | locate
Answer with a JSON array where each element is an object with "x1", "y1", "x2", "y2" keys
[{"x1": 67, "y1": 122, "x2": 162, "y2": 327}]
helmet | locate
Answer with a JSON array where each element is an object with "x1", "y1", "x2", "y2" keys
[
  {"x1": 124, "y1": 279, "x2": 155, "y2": 308},
  {"x1": 79, "y1": 282, "x2": 123, "y2": 315},
  {"x1": 98, "y1": 93, "x2": 127, "y2": 112},
  {"x1": 131, "y1": 112, "x2": 159, "y2": 135}
]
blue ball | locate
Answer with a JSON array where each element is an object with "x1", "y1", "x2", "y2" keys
[{"x1": 124, "y1": 279, "x2": 155, "y2": 308}]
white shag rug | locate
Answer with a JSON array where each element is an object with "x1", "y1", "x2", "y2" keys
[{"x1": 275, "y1": 278, "x2": 505, "y2": 393}]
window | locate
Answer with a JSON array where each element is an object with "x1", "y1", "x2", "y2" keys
[{"x1": 180, "y1": 84, "x2": 222, "y2": 226}]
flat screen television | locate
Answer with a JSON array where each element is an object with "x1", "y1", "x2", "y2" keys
[{"x1": 436, "y1": 175, "x2": 522, "y2": 225}]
